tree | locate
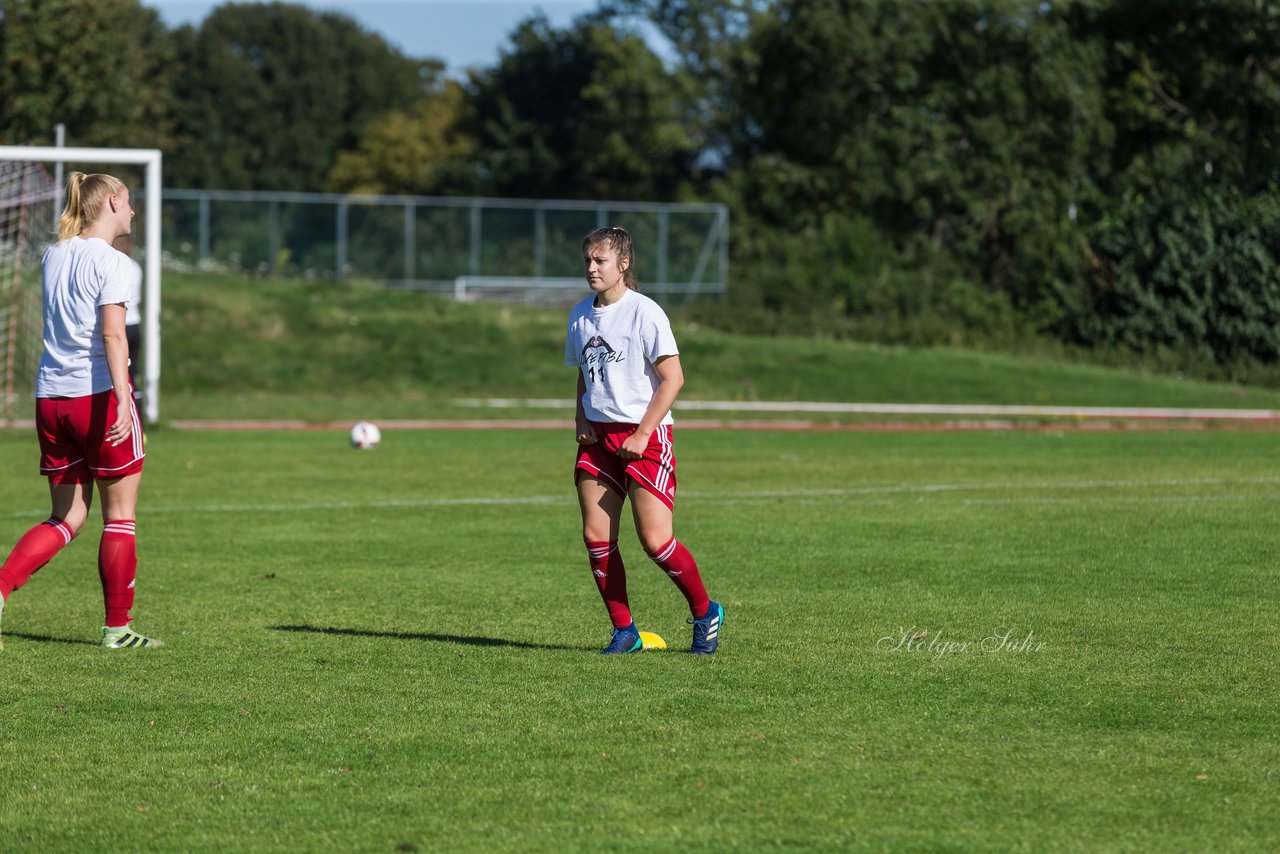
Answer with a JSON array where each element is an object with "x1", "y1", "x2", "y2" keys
[
  {"x1": 0, "y1": 0, "x2": 174, "y2": 147},
  {"x1": 466, "y1": 13, "x2": 697, "y2": 200},
  {"x1": 166, "y1": 2, "x2": 434, "y2": 190},
  {"x1": 1089, "y1": 0, "x2": 1280, "y2": 195},
  {"x1": 602, "y1": 0, "x2": 769, "y2": 175},
  {"x1": 733, "y1": 1, "x2": 1114, "y2": 315},
  {"x1": 1081, "y1": 182, "x2": 1280, "y2": 371},
  {"x1": 326, "y1": 76, "x2": 480, "y2": 196}
]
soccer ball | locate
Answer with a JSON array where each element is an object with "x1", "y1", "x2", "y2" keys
[{"x1": 349, "y1": 421, "x2": 381, "y2": 449}]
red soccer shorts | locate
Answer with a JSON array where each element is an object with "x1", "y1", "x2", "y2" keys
[
  {"x1": 36, "y1": 389, "x2": 145, "y2": 483},
  {"x1": 574, "y1": 421, "x2": 677, "y2": 510}
]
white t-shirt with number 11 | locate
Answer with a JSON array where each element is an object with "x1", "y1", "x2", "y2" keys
[{"x1": 565, "y1": 289, "x2": 679, "y2": 426}]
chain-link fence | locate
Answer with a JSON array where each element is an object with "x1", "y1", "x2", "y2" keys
[{"x1": 162, "y1": 191, "x2": 728, "y2": 305}]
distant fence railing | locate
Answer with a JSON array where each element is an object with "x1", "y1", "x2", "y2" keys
[{"x1": 162, "y1": 190, "x2": 729, "y2": 304}]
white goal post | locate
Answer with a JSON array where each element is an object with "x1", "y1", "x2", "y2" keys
[{"x1": 0, "y1": 145, "x2": 162, "y2": 424}]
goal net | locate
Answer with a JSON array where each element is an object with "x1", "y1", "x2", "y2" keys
[
  {"x1": 0, "y1": 146, "x2": 163, "y2": 425},
  {"x1": 0, "y1": 159, "x2": 54, "y2": 426}
]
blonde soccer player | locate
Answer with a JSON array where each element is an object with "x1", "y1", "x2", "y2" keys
[
  {"x1": 0, "y1": 172, "x2": 160, "y2": 649},
  {"x1": 567, "y1": 226, "x2": 724, "y2": 654}
]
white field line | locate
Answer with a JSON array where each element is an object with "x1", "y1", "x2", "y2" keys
[
  {"x1": 10, "y1": 400, "x2": 1278, "y2": 434},
  {"x1": 456, "y1": 398, "x2": 1280, "y2": 421},
  {"x1": 6, "y1": 475, "x2": 1275, "y2": 519},
  {"x1": 701, "y1": 493, "x2": 1263, "y2": 508}
]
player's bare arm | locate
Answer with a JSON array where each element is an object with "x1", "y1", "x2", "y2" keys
[
  {"x1": 100, "y1": 302, "x2": 133, "y2": 446},
  {"x1": 619, "y1": 355, "x2": 684, "y2": 460}
]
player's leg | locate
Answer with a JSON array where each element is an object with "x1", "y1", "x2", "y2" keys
[
  {"x1": 0, "y1": 479, "x2": 90, "y2": 648},
  {"x1": 630, "y1": 485, "x2": 710, "y2": 617},
  {"x1": 578, "y1": 473, "x2": 640, "y2": 653},
  {"x1": 1, "y1": 397, "x2": 96, "y2": 612},
  {"x1": 77, "y1": 387, "x2": 155, "y2": 647},
  {"x1": 0, "y1": 479, "x2": 91, "y2": 601},
  {"x1": 95, "y1": 472, "x2": 159, "y2": 648},
  {"x1": 630, "y1": 482, "x2": 723, "y2": 655}
]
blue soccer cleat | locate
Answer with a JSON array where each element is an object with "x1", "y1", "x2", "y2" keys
[
  {"x1": 689, "y1": 600, "x2": 724, "y2": 655},
  {"x1": 600, "y1": 623, "x2": 643, "y2": 655}
]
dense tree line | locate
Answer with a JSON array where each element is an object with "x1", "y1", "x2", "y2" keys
[{"x1": 2, "y1": 0, "x2": 1277, "y2": 375}]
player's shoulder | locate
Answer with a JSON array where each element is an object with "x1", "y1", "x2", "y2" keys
[
  {"x1": 76, "y1": 236, "x2": 112, "y2": 254},
  {"x1": 45, "y1": 235, "x2": 83, "y2": 257},
  {"x1": 627, "y1": 289, "x2": 661, "y2": 308},
  {"x1": 625, "y1": 290, "x2": 670, "y2": 322},
  {"x1": 74, "y1": 237, "x2": 126, "y2": 267},
  {"x1": 43, "y1": 237, "x2": 91, "y2": 271}
]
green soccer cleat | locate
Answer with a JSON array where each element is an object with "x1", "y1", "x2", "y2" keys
[{"x1": 100, "y1": 625, "x2": 164, "y2": 649}]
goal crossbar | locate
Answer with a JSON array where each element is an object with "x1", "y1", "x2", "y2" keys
[{"x1": 0, "y1": 145, "x2": 162, "y2": 424}]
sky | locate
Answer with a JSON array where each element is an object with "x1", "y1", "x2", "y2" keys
[{"x1": 145, "y1": 1, "x2": 608, "y2": 75}]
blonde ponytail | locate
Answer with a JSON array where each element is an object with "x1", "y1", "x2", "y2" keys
[{"x1": 56, "y1": 172, "x2": 126, "y2": 242}]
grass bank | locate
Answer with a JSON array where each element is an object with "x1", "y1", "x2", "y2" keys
[{"x1": 152, "y1": 271, "x2": 1280, "y2": 421}]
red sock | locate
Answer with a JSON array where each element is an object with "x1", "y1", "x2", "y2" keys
[
  {"x1": 99, "y1": 520, "x2": 137, "y2": 628},
  {"x1": 648, "y1": 538, "x2": 710, "y2": 618},
  {"x1": 0, "y1": 518, "x2": 75, "y2": 600},
  {"x1": 585, "y1": 540, "x2": 632, "y2": 629}
]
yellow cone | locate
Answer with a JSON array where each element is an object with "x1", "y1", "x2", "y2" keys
[{"x1": 638, "y1": 631, "x2": 667, "y2": 650}]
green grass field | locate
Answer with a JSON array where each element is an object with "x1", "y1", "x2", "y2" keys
[{"x1": 2, "y1": 425, "x2": 1277, "y2": 850}]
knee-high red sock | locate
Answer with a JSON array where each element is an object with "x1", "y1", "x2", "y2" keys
[
  {"x1": 99, "y1": 520, "x2": 137, "y2": 628},
  {"x1": 585, "y1": 540, "x2": 632, "y2": 628},
  {"x1": 0, "y1": 518, "x2": 75, "y2": 600},
  {"x1": 647, "y1": 537, "x2": 710, "y2": 618}
]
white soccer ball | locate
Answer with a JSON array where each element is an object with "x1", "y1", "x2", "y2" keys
[{"x1": 349, "y1": 421, "x2": 381, "y2": 449}]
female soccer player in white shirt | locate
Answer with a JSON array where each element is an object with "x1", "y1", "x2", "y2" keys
[
  {"x1": 0, "y1": 172, "x2": 160, "y2": 649},
  {"x1": 566, "y1": 227, "x2": 724, "y2": 654}
]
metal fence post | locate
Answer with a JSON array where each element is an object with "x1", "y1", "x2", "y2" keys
[
  {"x1": 198, "y1": 193, "x2": 211, "y2": 264},
  {"x1": 534, "y1": 206, "x2": 546, "y2": 278},
  {"x1": 336, "y1": 199, "x2": 349, "y2": 279},
  {"x1": 718, "y1": 207, "x2": 730, "y2": 300},
  {"x1": 268, "y1": 200, "x2": 280, "y2": 273},
  {"x1": 469, "y1": 202, "x2": 481, "y2": 276},
  {"x1": 404, "y1": 200, "x2": 415, "y2": 282},
  {"x1": 657, "y1": 209, "x2": 669, "y2": 288}
]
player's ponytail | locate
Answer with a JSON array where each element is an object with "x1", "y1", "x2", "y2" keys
[
  {"x1": 56, "y1": 172, "x2": 126, "y2": 243},
  {"x1": 583, "y1": 226, "x2": 639, "y2": 291}
]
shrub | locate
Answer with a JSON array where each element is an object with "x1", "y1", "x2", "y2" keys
[{"x1": 1077, "y1": 183, "x2": 1280, "y2": 377}]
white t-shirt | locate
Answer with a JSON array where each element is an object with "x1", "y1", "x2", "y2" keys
[
  {"x1": 36, "y1": 237, "x2": 133, "y2": 398},
  {"x1": 564, "y1": 289, "x2": 679, "y2": 425}
]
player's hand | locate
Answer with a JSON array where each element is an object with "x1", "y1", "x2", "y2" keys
[
  {"x1": 576, "y1": 421, "x2": 598, "y2": 445},
  {"x1": 618, "y1": 430, "x2": 649, "y2": 461},
  {"x1": 107, "y1": 407, "x2": 132, "y2": 446}
]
